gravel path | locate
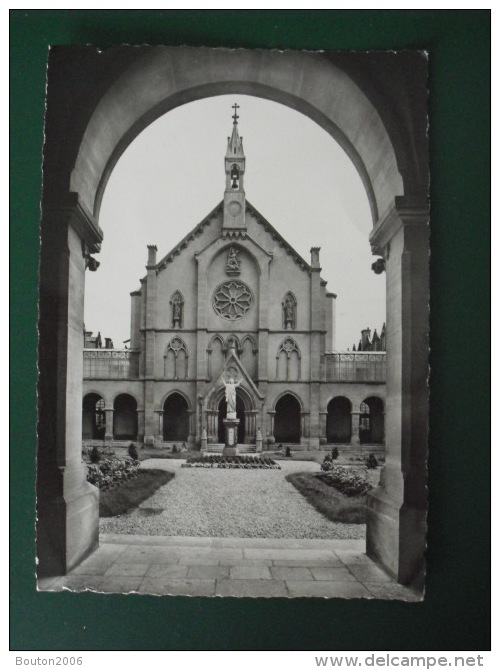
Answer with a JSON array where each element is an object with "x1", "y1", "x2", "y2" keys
[{"x1": 99, "y1": 458, "x2": 366, "y2": 540}]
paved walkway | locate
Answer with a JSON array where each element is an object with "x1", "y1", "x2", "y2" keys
[{"x1": 38, "y1": 535, "x2": 420, "y2": 600}]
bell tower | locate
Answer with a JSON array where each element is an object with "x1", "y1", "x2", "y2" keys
[{"x1": 223, "y1": 103, "x2": 246, "y2": 230}]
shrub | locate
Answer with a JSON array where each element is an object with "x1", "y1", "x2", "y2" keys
[
  {"x1": 172, "y1": 444, "x2": 178, "y2": 453},
  {"x1": 90, "y1": 445, "x2": 101, "y2": 464},
  {"x1": 331, "y1": 447, "x2": 339, "y2": 460},
  {"x1": 128, "y1": 442, "x2": 139, "y2": 461},
  {"x1": 319, "y1": 466, "x2": 373, "y2": 497},
  {"x1": 285, "y1": 446, "x2": 292, "y2": 457},
  {"x1": 365, "y1": 453, "x2": 378, "y2": 469},
  {"x1": 321, "y1": 455, "x2": 333, "y2": 472},
  {"x1": 87, "y1": 457, "x2": 139, "y2": 490}
]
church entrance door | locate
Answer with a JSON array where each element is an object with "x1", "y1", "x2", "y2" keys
[
  {"x1": 218, "y1": 396, "x2": 245, "y2": 444},
  {"x1": 274, "y1": 394, "x2": 301, "y2": 444},
  {"x1": 163, "y1": 393, "x2": 189, "y2": 442}
]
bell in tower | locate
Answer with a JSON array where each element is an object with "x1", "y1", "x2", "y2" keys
[{"x1": 230, "y1": 164, "x2": 240, "y2": 189}]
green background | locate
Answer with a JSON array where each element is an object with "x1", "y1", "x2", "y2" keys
[{"x1": 10, "y1": 10, "x2": 490, "y2": 650}]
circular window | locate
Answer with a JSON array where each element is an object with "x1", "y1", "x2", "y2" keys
[{"x1": 212, "y1": 281, "x2": 253, "y2": 321}]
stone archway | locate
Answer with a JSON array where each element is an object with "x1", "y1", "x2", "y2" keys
[
  {"x1": 360, "y1": 397, "x2": 385, "y2": 445},
  {"x1": 163, "y1": 392, "x2": 190, "y2": 442},
  {"x1": 274, "y1": 394, "x2": 301, "y2": 444},
  {"x1": 82, "y1": 393, "x2": 105, "y2": 440},
  {"x1": 113, "y1": 394, "x2": 138, "y2": 440},
  {"x1": 38, "y1": 47, "x2": 429, "y2": 585},
  {"x1": 327, "y1": 396, "x2": 352, "y2": 444}
]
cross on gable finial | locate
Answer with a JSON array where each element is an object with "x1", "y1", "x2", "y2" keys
[{"x1": 232, "y1": 102, "x2": 239, "y2": 124}]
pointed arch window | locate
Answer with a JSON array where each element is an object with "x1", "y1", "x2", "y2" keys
[
  {"x1": 164, "y1": 337, "x2": 188, "y2": 380},
  {"x1": 241, "y1": 335, "x2": 257, "y2": 380},
  {"x1": 170, "y1": 291, "x2": 184, "y2": 328},
  {"x1": 282, "y1": 292, "x2": 297, "y2": 330},
  {"x1": 276, "y1": 337, "x2": 301, "y2": 381},
  {"x1": 206, "y1": 334, "x2": 225, "y2": 380}
]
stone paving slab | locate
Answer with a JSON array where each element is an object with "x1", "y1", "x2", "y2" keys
[
  {"x1": 285, "y1": 580, "x2": 372, "y2": 599},
  {"x1": 243, "y1": 548, "x2": 337, "y2": 561},
  {"x1": 186, "y1": 565, "x2": 230, "y2": 579},
  {"x1": 310, "y1": 567, "x2": 357, "y2": 581},
  {"x1": 270, "y1": 566, "x2": 314, "y2": 581},
  {"x1": 216, "y1": 579, "x2": 288, "y2": 598},
  {"x1": 146, "y1": 564, "x2": 189, "y2": 579},
  {"x1": 138, "y1": 577, "x2": 216, "y2": 597},
  {"x1": 229, "y1": 566, "x2": 273, "y2": 580}
]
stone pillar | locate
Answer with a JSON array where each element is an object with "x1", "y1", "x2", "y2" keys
[
  {"x1": 188, "y1": 410, "x2": 196, "y2": 446},
  {"x1": 366, "y1": 197, "x2": 429, "y2": 587},
  {"x1": 157, "y1": 410, "x2": 164, "y2": 440},
  {"x1": 143, "y1": 380, "x2": 155, "y2": 445},
  {"x1": 319, "y1": 411, "x2": 328, "y2": 445},
  {"x1": 37, "y1": 201, "x2": 101, "y2": 577},
  {"x1": 350, "y1": 412, "x2": 361, "y2": 446},
  {"x1": 201, "y1": 426, "x2": 207, "y2": 452},
  {"x1": 136, "y1": 409, "x2": 145, "y2": 442},
  {"x1": 255, "y1": 426, "x2": 263, "y2": 452},
  {"x1": 104, "y1": 407, "x2": 114, "y2": 441},
  {"x1": 300, "y1": 411, "x2": 310, "y2": 446},
  {"x1": 268, "y1": 411, "x2": 276, "y2": 442},
  {"x1": 206, "y1": 409, "x2": 218, "y2": 443},
  {"x1": 143, "y1": 246, "x2": 157, "y2": 445}
]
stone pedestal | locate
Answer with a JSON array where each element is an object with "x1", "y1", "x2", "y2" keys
[{"x1": 222, "y1": 415, "x2": 240, "y2": 456}]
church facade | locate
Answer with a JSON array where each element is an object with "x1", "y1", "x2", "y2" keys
[{"x1": 82, "y1": 109, "x2": 386, "y2": 451}]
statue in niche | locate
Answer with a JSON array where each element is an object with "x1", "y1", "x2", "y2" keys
[
  {"x1": 171, "y1": 293, "x2": 183, "y2": 328},
  {"x1": 283, "y1": 295, "x2": 295, "y2": 329},
  {"x1": 223, "y1": 377, "x2": 242, "y2": 416},
  {"x1": 226, "y1": 246, "x2": 240, "y2": 276}
]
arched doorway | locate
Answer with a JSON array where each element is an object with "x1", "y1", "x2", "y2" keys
[
  {"x1": 38, "y1": 49, "x2": 429, "y2": 584},
  {"x1": 82, "y1": 393, "x2": 105, "y2": 440},
  {"x1": 274, "y1": 394, "x2": 301, "y2": 444},
  {"x1": 327, "y1": 397, "x2": 352, "y2": 444},
  {"x1": 218, "y1": 395, "x2": 245, "y2": 444},
  {"x1": 113, "y1": 394, "x2": 137, "y2": 440},
  {"x1": 163, "y1": 393, "x2": 189, "y2": 442},
  {"x1": 360, "y1": 397, "x2": 384, "y2": 445}
]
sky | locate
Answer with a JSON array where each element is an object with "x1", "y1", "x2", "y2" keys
[{"x1": 84, "y1": 94, "x2": 385, "y2": 351}]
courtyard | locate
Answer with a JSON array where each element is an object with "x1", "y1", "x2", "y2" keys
[
  {"x1": 38, "y1": 456, "x2": 420, "y2": 600},
  {"x1": 99, "y1": 458, "x2": 366, "y2": 540}
]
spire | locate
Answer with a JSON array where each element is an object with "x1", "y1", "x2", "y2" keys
[
  {"x1": 226, "y1": 103, "x2": 244, "y2": 158},
  {"x1": 223, "y1": 103, "x2": 246, "y2": 230}
]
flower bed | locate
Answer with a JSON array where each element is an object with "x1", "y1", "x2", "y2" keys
[
  {"x1": 318, "y1": 466, "x2": 373, "y2": 497},
  {"x1": 82, "y1": 444, "x2": 115, "y2": 459},
  {"x1": 182, "y1": 454, "x2": 280, "y2": 469},
  {"x1": 86, "y1": 457, "x2": 140, "y2": 490}
]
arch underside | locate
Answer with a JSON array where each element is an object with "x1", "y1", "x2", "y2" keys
[{"x1": 70, "y1": 48, "x2": 407, "y2": 228}]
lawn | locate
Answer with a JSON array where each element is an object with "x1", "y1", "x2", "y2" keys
[
  {"x1": 99, "y1": 469, "x2": 174, "y2": 517},
  {"x1": 286, "y1": 471, "x2": 368, "y2": 524}
]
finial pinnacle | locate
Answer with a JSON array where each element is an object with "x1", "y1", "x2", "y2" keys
[{"x1": 232, "y1": 102, "x2": 240, "y2": 125}]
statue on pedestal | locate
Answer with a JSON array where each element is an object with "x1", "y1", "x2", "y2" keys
[{"x1": 223, "y1": 377, "x2": 241, "y2": 416}]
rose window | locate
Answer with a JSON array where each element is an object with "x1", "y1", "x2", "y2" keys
[{"x1": 212, "y1": 281, "x2": 253, "y2": 321}]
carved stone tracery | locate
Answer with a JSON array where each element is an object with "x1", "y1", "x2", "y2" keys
[{"x1": 212, "y1": 280, "x2": 253, "y2": 321}]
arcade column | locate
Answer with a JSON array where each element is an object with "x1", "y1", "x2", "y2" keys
[
  {"x1": 37, "y1": 199, "x2": 102, "y2": 576},
  {"x1": 366, "y1": 197, "x2": 429, "y2": 587}
]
